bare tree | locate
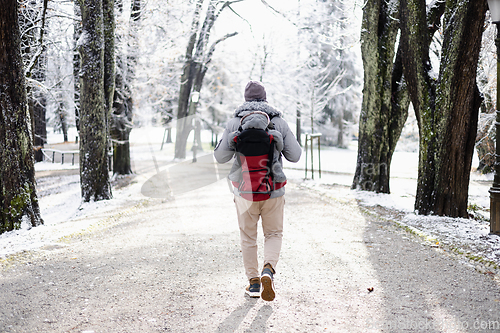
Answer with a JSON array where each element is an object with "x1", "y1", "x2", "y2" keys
[
  {"x1": 19, "y1": 0, "x2": 49, "y2": 159},
  {"x1": 174, "y1": 0, "x2": 239, "y2": 159},
  {"x1": 0, "y1": 0, "x2": 43, "y2": 233}
]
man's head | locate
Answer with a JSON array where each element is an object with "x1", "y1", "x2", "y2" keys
[{"x1": 244, "y1": 80, "x2": 267, "y2": 102}]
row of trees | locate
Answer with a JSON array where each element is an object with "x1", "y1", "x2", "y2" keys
[
  {"x1": 0, "y1": 0, "x2": 392, "y2": 235},
  {"x1": 137, "y1": 0, "x2": 362, "y2": 155},
  {"x1": 352, "y1": 0, "x2": 489, "y2": 218},
  {"x1": 0, "y1": 0, "x2": 144, "y2": 233},
  {"x1": 4, "y1": 0, "x2": 495, "y2": 234}
]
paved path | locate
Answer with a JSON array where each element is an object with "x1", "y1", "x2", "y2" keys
[{"x1": 2, "y1": 173, "x2": 500, "y2": 332}]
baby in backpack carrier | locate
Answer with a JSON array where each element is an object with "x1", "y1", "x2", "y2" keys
[{"x1": 228, "y1": 111, "x2": 286, "y2": 183}]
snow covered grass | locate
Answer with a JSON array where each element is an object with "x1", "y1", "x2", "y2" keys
[
  {"x1": 285, "y1": 140, "x2": 500, "y2": 274},
  {"x1": 1, "y1": 126, "x2": 499, "y2": 277}
]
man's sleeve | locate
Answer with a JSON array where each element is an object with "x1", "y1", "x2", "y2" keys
[
  {"x1": 214, "y1": 126, "x2": 235, "y2": 164},
  {"x1": 280, "y1": 122, "x2": 302, "y2": 163}
]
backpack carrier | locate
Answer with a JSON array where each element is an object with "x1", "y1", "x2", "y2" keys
[{"x1": 232, "y1": 112, "x2": 286, "y2": 201}]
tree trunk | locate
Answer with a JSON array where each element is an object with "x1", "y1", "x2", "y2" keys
[
  {"x1": 59, "y1": 105, "x2": 68, "y2": 142},
  {"x1": 174, "y1": 0, "x2": 238, "y2": 159},
  {"x1": 110, "y1": 0, "x2": 138, "y2": 175},
  {"x1": 352, "y1": 0, "x2": 407, "y2": 193},
  {"x1": 400, "y1": 0, "x2": 436, "y2": 212},
  {"x1": 400, "y1": 0, "x2": 486, "y2": 217},
  {"x1": 55, "y1": 77, "x2": 69, "y2": 142},
  {"x1": 0, "y1": 0, "x2": 43, "y2": 233},
  {"x1": 432, "y1": 3, "x2": 485, "y2": 217},
  {"x1": 111, "y1": 59, "x2": 133, "y2": 175},
  {"x1": 336, "y1": 110, "x2": 344, "y2": 148},
  {"x1": 103, "y1": 0, "x2": 115, "y2": 118},
  {"x1": 32, "y1": 85, "x2": 47, "y2": 162},
  {"x1": 296, "y1": 105, "x2": 302, "y2": 146},
  {"x1": 74, "y1": 3, "x2": 82, "y2": 132},
  {"x1": 175, "y1": 0, "x2": 203, "y2": 160},
  {"x1": 31, "y1": 52, "x2": 47, "y2": 161},
  {"x1": 103, "y1": 0, "x2": 115, "y2": 172},
  {"x1": 353, "y1": 0, "x2": 446, "y2": 195},
  {"x1": 77, "y1": 0, "x2": 112, "y2": 202},
  {"x1": 112, "y1": 128, "x2": 132, "y2": 174}
]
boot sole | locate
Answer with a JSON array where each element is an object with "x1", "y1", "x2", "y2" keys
[{"x1": 260, "y1": 275, "x2": 275, "y2": 301}]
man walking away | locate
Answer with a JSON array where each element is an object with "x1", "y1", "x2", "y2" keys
[{"x1": 214, "y1": 81, "x2": 301, "y2": 301}]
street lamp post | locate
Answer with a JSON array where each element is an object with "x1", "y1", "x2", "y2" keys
[
  {"x1": 190, "y1": 91, "x2": 201, "y2": 163},
  {"x1": 488, "y1": 0, "x2": 500, "y2": 234}
]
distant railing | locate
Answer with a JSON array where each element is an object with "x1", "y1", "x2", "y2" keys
[
  {"x1": 41, "y1": 148, "x2": 79, "y2": 165},
  {"x1": 304, "y1": 133, "x2": 322, "y2": 180}
]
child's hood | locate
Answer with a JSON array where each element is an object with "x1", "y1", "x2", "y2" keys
[{"x1": 240, "y1": 113, "x2": 269, "y2": 130}]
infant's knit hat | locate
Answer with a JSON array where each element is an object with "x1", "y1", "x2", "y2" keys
[{"x1": 244, "y1": 80, "x2": 267, "y2": 101}]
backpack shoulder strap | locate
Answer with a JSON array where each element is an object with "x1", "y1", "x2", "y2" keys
[{"x1": 267, "y1": 138, "x2": 275, "y2": 177}]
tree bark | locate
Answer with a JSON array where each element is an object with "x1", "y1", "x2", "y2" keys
[
  {"x1": 353, "y1": 0, "x2": 446, "y2": 195},
  {"x1": 103, "y1": 0, "x2": 115, "y2": 119},
  {"x1": 110, "y1": 0, "x2": 138, "y2": 175},
  {"x1": 352, "y1": 0, "x2": 407, "y2": 193},
  {"x1": 74, "y1": 3, "x2": 82, "y2": 131},
  {"x1": 400, "y1": 0, "x2": 486, "y2": 217},
  {"x1": 103, "y1": 0, "x2": 115, "y2": 172},
  {"x1": 0, "y1": 0, "x2": 43, "y2": 233},
  {"x1": 78, "y1": 0, "x2": 112, "y2": 201}
]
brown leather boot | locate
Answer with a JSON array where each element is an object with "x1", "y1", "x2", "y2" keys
[{"x1": 245, "y1": 277, "x2": 261, "y2": 298}]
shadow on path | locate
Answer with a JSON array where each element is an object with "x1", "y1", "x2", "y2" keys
[
  {"x1": 216, "y1": 296, "x2": 274, "y2": 332},
  {"x1": 244, "y1": 304, "x2": 273, "y2": 333}
]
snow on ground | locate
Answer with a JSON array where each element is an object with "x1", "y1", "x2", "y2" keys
[
  {"x1": 1, "y1": 126, "x2": 500, "y2": 275},
  {"x1": 284, "y1": 140, "x2": 500, "y2": 272}
]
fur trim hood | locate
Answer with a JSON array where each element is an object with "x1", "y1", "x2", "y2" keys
[{"x1": 233, "y1": 101, "x2": 282, "y2": 119}]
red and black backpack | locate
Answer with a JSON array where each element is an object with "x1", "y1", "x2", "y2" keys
[{"x1": 232, "y1": 112, "x2": 286, "y2": 201}]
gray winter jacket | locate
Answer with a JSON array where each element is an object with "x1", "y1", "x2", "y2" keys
[{"x1": 214, "y1": 101, "x2": 302, "y2": 199}]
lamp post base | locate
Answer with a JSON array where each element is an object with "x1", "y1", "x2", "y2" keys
[{"x1": 490, "y1": 187, "x2": 500, "y2": 234}]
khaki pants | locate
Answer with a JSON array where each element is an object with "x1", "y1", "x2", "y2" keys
[{"x1": 234, "y1": 195, "x2": 285, "y2": 279}]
